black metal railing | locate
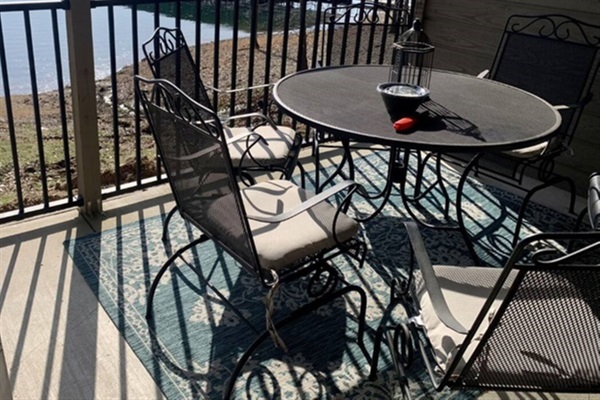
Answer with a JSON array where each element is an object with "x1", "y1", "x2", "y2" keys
[
  {"x1": 0, "y1": 0, "x2": 413, "y2": 223},
  {"x1": 0, "y1": 0, "x2": 76, "y2": 222}
]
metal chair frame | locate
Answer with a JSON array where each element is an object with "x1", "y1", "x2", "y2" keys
[
  {"x1": 142, "y1": 27, "x2": 307, "y2": 239},
  {"x1": 142, "y1": 27, "x2": 305, "y2": 184},
  {"x1": 370, "y1": 178, "x2": 600, "y2": 398},
  {"x1": 440, "y1": 14, "x2": 600, "y2": 244},
  {"x1": 135, "y1": 76, "x2": 370, "y2": 399}
]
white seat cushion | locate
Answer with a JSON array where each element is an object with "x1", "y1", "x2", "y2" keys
[
  {"x1": 225, "y1": 125, "x2": 297, "y2": 166},
  {"x1": 415, "y1": 265, "x2": 600, "y2": 384},
  {"x1": 503, "y1": 141, "x2": 548, "y2": 158},
  {"x1": 414, "y1": 265, "x2": 517, "y2": 373},
  {"x1": 210, "y1": 180, "x2": 357, "y2": 271}
]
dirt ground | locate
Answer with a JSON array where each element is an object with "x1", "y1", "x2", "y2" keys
[{"x1": 0, "y1": 31, "x2": 314, "y2": 212}]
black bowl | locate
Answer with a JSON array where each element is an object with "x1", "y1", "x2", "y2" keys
[{"x1": 377, "y1": 82, "x2": 430, "y2": 120}]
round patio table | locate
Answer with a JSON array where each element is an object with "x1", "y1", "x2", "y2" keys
[
  {"x1": 273, "y1": 65, "x2": 561, "y2": 152},
  {"x1": 273, "y1": 65, "x2": 561, "y2": 263}
]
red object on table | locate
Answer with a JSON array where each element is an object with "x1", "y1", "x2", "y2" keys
[{"x1": 393, "y1": 117, "x2": 417, "y2": 132}]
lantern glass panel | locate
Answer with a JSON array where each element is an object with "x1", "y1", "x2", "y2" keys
[{"x1": 390, "y1": 19, "x2": 435, "y2": 89}]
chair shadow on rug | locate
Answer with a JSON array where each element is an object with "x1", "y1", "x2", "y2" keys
[
  {"x1": 361, "y1": 191, "x2": 564, "y2": 285},
  {"x1": 346, "y1": 148, "x2": 549, "y2": 267}
]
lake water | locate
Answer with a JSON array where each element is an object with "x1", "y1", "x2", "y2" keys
[{"x1": 0, "y1": 1, "x2": 311, "y2": 94}]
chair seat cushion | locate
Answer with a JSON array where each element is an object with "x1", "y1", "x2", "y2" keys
[
  {"x1": 502, "y1": 140, "x2": 548, "y2": 158},
  {"x1": 240, "y1": 180, "x2": 359, "y2": 271},
  {"x1": 225, "y1": 125, "x2": 297, "y2": 166},
  {"x1": 414, "y1": 265, "x2": 517, "y2": 374},
  {"x1": 415, "y1": 265, "x2": 600, "y2": 384}
]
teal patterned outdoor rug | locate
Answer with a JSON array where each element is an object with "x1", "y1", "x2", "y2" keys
[{"x1": 65, "y1": 152, "x2": 576, "y2": 399}]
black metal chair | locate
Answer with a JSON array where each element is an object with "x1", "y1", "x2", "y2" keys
[
  {"x1": 312, "y1": 1, "x2": 412, "y2": 192},
  {"x1": 369, "y1": 178, "x2": 600, "y2": 399},
  {"x1": 441, "y1": 14, "x2": 600, "y2": 245},
  {"x1": 142, "y1": 27, "x2": 304, "y2": 187},
  {"x1": 135, "y1": 75, "x2": 369, "y2": 399}
]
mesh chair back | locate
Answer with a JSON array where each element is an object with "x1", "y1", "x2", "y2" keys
[
  {"x1": 489, "y1": 15, "x2": 600, "y2": 148},
  {"x1": 319, "y1": 2, "x2": 412, "y2": 67},
  {"x1": 142, "y1": 27, "x2": 213, "y2": 113},
  {"x1": 458, "y1": 234, "x2": 600, "y2": 392},
  {"x1": 135, "y1": 76, "x2": 260, "y2": 273}
]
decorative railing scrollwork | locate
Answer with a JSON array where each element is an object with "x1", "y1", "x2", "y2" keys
[{"x1": 326, "y1": 2, "x2": 407, "y2": 27}]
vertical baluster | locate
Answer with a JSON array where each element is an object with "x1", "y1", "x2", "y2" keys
[
  {"x1": 108, "y1": 4, "x2": 121, "y2": 189},
  {"x1": 131, "y1": 3, "x2": 142, "y2": 185},
  {"x1": 297, "y1": 0, "x2": 307, "y2": 71},
  {"x1": 212, "y1": 0, "x2": 221, "y2": 110},
  {"x1": 24, "y1": 10, "x2": 49, "y2": 207},
  {"x1": 262, "y1": 0, "x2": 275, "y2": 116},
  {"x1": 246, "y1": 0, "x2": 258, "y2": 114},
  {"x1": 277, "y1": 0, "x2": 292, "y2": 124},
  {"x1": 51, "y1": 9, "x2": 74, "y2": 201},
  {"x1": 194, "y1": 0, "x2": 201, "y2": 103},
  {"x1": 310, "y1": 0, "x2": 324, "y2": 69},
  {"x1": 0, "y1": 14, "x2": 24, "y2": 214},
  {"x1": 153, "y1": 0, "x2": 161, "y2": 179},
  {"x1": 230, "y1": 0, "x2": 240, "y2": 117},
  {"x1": 353, "y1": 0, "x2": 365, "y2": 64}
]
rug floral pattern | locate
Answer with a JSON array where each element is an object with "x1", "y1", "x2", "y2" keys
[{"x1": 66, "y1": 152, "x2": 575, "y2": 399}]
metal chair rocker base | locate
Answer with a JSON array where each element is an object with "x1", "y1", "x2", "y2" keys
[{"x1": 145, "y1": 236, "x2": 370, "y2": 400}]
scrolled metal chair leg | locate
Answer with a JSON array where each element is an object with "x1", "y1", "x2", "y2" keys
[
  {"x1": 434, "y1": 155, "x2": 451, "y2": 220},
  {"x1": 146, "y1": 236, "x2": 209, "y2": 319},
  {"x1": 313, "y1": 133, "x2": 321, "y2": 192},
  {"x1": 161, "y1": 205, "x2": 178, "y2": 242},
  {"x1": 296, "y1": 160, "x2": 306, "y2": 189},
  {"x1": 393, "y1": 323, "x2": 413, "y2": 369},
  {"x1": 511, "y1": 175, "x2": 574, "y2": 247},
  {"x1": 385, "y1": 328, "x2": 412, "y2": 400},
  {"x1": 369, "y1": 325, "x2": 386, "y2": 381}
]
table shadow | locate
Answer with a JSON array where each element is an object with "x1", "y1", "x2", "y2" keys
[{"x1": 414, "y1": 100, "x2": 486, "y2": 142}]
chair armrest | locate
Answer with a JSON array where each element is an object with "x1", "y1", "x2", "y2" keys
[
  {"x1": 193, "y1": 120, "x2": 268, "y2": 147},
  {"x1": 246, "y1": 180, "x2": 361, "y2": 223},
  {"x1": 225, "y1": 130, "x2": 267, "y2": 146},
  {"x1": 207, "y1": 83, "x2": 274, "y2": 94},
  {"x1": 223, "y1": 112, "x2": 279, "y2": 131},
  {"x1": 477, "y1": 69, "x2": 489, "y2": 79},
  {"x1": 553, "y1": 95, "x2": 593, "y2": 111},
  {"x1": 164, "y1": 144, "x2": 220, "y2": 161},
  {"x1": 403, "y1": 220, "x2": 469, "y2": 334}
]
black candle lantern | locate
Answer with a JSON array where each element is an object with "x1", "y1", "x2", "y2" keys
[{"x1": 390, "y1": 18, "x2": 434, "y2": 89}]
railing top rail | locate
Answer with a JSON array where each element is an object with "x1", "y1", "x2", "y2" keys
[
  {"x1": 0, "y1": 0, "x2": 69, "y2": 12},
  {"x1": 90, "y1": 0, "x2": 175, "y2": 8}
]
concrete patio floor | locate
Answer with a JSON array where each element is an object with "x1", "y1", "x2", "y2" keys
[{"x1": 0, "y1": 148, "x2": 595, "y2": 400}]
